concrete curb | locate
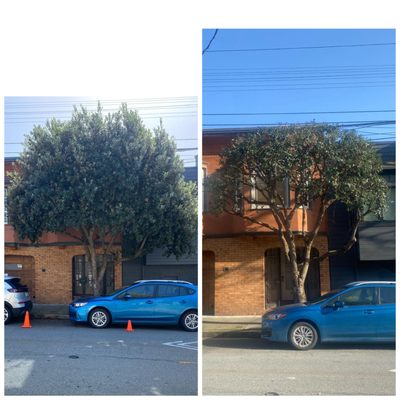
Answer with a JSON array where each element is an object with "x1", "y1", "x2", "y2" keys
[
  {"x1": 203, "y1": 329, "x2": 261, "y2": 339},
  {"x1": 30, "y1": 304, "x2": 69, "y2": 320}
]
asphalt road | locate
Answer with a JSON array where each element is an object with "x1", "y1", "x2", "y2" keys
[
  {"x1": 5, "y1": 319, "x2": 198, "y2": 396},
  {"x1": 203, "y1": 336, "x2": 395, "y2": 396}
]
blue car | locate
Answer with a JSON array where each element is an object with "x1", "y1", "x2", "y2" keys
[
  {"x1": 261, "y1": 281, "x2": 395, "y2": 350},
  {"x1": 69, "y1": 280, "x2": 198, "y2": 331}
]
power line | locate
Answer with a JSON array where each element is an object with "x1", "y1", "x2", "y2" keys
[
  {"x1": 204, "y1": 84, "x2": 393, "y2": 92},
  {"x1": 203, "y1": 120, "x2": 395, "y2": 128},
  {"x1": 204, "y1": 65, "x2": 395, "y2": 75},
  {"x1": 207, "y1": 42, "x2": 395, "y2": 53},
  {"x1": 5, "y1": 96, "x2": 197, "y2": 107},
  {"x1": 204, "y1": 110, "x2": 395, "y2": 117},
  {"x1": 202, "y1": 29, "x2": 219, "y2": 55},
  {"x1": 204, "y1": 71, "x2": 395, "y2": 80}
]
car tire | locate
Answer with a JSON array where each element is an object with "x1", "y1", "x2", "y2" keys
[
  {"x1": 5, "y1": 305, "x2": 13, "y2": 325},
  {"x1": 88, "y1": 308, "x2": 111, "y2": 329},
  {"x1": 289, "y1": 321, "x2": 318, "y2": 350},
  {"x1": 180, "y1": 310, "x2": 198, "y2": 332}
]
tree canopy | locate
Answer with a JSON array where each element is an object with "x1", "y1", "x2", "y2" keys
[
  {"x1": 8, "y1": 104, "x2": 197, "y2": 294},
  {"x1": 207, "y1": 124, "x2": 388, "y2": 302}
]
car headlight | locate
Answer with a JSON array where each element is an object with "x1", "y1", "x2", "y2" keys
[
  {"x1": 265, "y1": 313, "x2": 287, "y2": 320},
  {"x1": 73, "y1": 302, "x2": 88, "y2": 307}
]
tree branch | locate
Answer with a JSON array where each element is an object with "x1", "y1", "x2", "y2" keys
[
  {"x1": 223, "y1": 207, "x2": 280, "y2": 233},
  {"x1": 315, "y1": 214, "x2": 361, "y2": 263}
]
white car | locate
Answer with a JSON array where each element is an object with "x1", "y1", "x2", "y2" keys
[{"x1": 4, "y1": 274, "x2": 33, "y2": 324}]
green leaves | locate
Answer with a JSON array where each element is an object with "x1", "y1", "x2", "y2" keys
[
  {"x1": 7, "y1": 104, "x2": 197, "y2": 258},
  {"x1": 209, "y1": 124, "x2": 388, "y2": 221}
]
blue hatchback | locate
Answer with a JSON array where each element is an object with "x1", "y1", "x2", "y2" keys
[
  {"x1": 261, "y1": 281, "x2": 395, "y2": 350},
  {"x1": 69, "y1": 280, "x2": 198, "y2": 331}
]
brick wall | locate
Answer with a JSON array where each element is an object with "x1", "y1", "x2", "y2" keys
[
  {"x1": 5, "y1": 245, "x2": 122, "y2": 304},
  {"x1": 203, "y1": 235, "x2": 330, "y2": 316}
]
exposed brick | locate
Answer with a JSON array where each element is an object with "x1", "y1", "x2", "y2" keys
[
  {"x1": 203, "y1": 235, "x2": 330, "y2": 316},
  {"x1": 5, "y1": 245, "x2": 122, "y2": 304}
]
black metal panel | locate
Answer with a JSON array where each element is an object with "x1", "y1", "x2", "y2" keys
[{"x1": 358, "y1": 222, "x2": 395, "y2": 261}]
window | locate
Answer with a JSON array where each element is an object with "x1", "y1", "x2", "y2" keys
[
  {"x1": 157, "y1": 285, "x2": 181, "y2": 297},
  {"x1": 379, "y1": 287, "x2": 395, "y2": 304},
  {"x1": 364, "y1": 174, "x2": 395, "y2": 222},
  {"x1": 180, "y1": 287, "x2": 195, "y2": 296},
  {"x1": 4, "y1": 187, "x2": 8, "y2": 224},
  {"x1": 202, "y1": 167, "x2": 208, "y2": 212},
  {"x1": 156, "y1": 285, "x2": 195, "y2": 297},
  {"x1": 251, "y1": 176, "x2": 288, "y2": 209},
  {"x1": 337, "y1": 287, "x2": 375, "y2": 306},
  {"x1": 125, "y1": 284, "x2": 156, "y2": 298}
]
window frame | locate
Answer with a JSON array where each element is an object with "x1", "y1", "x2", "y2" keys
[
  {"x1": 156, "y1": 284, "x2": 182, "y2": 298},
  {"x1": 333, "y1": 287, "x2": 377, "y2": 307},
  {"x1": 4, "y1": 186, "x2": 8, "y2": 225},
  {"x1": 250, "y1": 175, "x2": 289, "y2": 210},
  {"x1": 121, "y1": 284, "x2": 157, "y2": 299},
  {"x1": 377, "y1": 286, "x2": 395, "y2": 305}
]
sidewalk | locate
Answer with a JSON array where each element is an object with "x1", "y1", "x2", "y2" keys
[
  {"x1": 29, "y1": 306, "x2": 262, "y2": 338},
  {"x1": 31, "y1": 304, "x2": 69, "y2": 320},
  {"x1": 202, "y1": 315, "x2": 261, "y2": 338}
]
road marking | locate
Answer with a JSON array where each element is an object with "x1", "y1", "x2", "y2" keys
[
  {"x1": 389, "y1": 369, "x2": 395, "y2": 373},
  {"x1": 162, "y1": 340, "x2": 198, "y2": 351},
  {"x1": 5, "y1": 359, "x2": 35, "y2": 390},
  {"x1": 287, "y1": 377, "x2": 296, "y2": 380}
]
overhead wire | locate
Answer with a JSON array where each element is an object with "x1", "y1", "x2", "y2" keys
[{"x1": 206, "y1": 42, "x2": 395, "y2": 53}]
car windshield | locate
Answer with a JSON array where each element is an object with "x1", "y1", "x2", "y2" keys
[
  {"x1": 305, "y1": 288, "x2": 342, "y2": 305},
  {"x1": 108, "y1": 286, "x2": 129, "y2": 296}
]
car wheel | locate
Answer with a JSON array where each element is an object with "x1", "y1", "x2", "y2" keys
[
  {"x1": 180, "y1": 310, "x2": 198, "y2": 332},
  {"x1": 289, "y1": 322, "x2": 318, "y2": 350},
  {"x1": 88, "y1": 308, "x2": 111, "y2": 329},
  {"x1": 5, "y1": 305, "x2": 13, "y2": 325}
]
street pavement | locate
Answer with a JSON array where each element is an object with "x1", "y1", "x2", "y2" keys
[
  {"x1": 202, "y1": 322, "x2": 396, "y2": 396},
  {"x1": 5, "y1": 319, "x2": 198, "y2": 396}
]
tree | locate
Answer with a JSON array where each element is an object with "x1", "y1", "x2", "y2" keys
[
  {"x1": 7, "y1": 104, "x2": 197, "y2": 296},
  {"x1": 207, "y1": 125, "x2": 388, "y2": 303}
]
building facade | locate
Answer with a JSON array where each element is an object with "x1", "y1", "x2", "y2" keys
[
  {"x1": 5, "y1": 159, "x2": 196, "y2": 304},
  {"x1": 328, "y1": 141, "x2": 395, "y2": 287},
  {"x1": 121, "y1": 166, "x2": 198, "y2": 286},
  {"x1": 202, "y1": 129, "x2": 330, "y2": 316}
]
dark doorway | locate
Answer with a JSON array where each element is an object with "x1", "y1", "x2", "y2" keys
[
  {"x1": 72, "y1": 255, "x2": 115, "y2": 298},
  {"x1": 265, "y1": 247, "x2": 321, "y2": 308},
  {"x1": 203, "y1": 251, "x2": 215, "y2": 315}
]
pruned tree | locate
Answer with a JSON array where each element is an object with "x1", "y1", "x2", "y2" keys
[
  {"x1": 7, "y1": 104, "x2": 197, "y2": 296},
  {"x1": 207, "y1": 125, "x2": 388, "y2": 303}
]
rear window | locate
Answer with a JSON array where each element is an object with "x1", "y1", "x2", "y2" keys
[
  {"x1": 6, "y1": 278, "x2": 27, "y2": 290},
  {"x1": 379, "y1": 287, "x2": 395, "y2": 304},
  {"x1": 180, "y1": 287, "x2": 195, "y2": 296},
  {"x1": 156, "y1": 285, "x2": 195, "y2": 297}
]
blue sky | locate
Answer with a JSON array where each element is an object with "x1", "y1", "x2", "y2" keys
[
  {"x1": 202, "y1": 29, "x2": 395, "y2": 142},
  {"x1": 4, "y1": 96, "x2": 198, "y2": 167}
]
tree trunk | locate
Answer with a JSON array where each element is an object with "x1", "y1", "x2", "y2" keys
[
  {"x1": 96, "y1": 255, "x2": 109, "y2": 296},
  {"x1": 288, "y1": 257, "x2": 307, "y2": 304},
  {"x1": 293, "y1": 279, "x2": 307, "y2": 303},
  {"x1": 85, "y1": 245, "x2": 101, "y2": 296}
]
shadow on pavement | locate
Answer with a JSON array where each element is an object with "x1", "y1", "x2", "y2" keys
[{"x1": 203, "y1": 330, "x2": 395, "y2": 351}]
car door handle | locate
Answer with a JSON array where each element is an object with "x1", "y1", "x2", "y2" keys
[
  {"x1": 179, "y1": 300, "x2": 187, "y2": 304},
  {"x1": 364, "y1": 310, "x2": 375, "y2": 314},
  {"x1": 146, "y1": 300, "x2": 153, "y2": 304}
]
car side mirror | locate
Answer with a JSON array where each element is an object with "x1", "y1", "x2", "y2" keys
[
  {"x1": 122, "y1": 293, "x2": 133, "y2": 300},
  {"x1": 333, "y1": 300, "x2": 344, "y2": 310}
]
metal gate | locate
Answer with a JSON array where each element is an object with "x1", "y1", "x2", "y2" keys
[{"x1": 72, "y1": 255, "x2": 115, "y2": 297}]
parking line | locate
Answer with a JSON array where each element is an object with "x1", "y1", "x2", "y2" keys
[{"x1": 162, "y1": 340, "x2": 198, "y2": 351}]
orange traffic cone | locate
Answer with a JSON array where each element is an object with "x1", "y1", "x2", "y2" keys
[
  {"x1": 22, "y1": 311, "x2": 32, "y2": 328},
  {"x1": 126, "y1": 320, "x2": 133, "y2": 332}
]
